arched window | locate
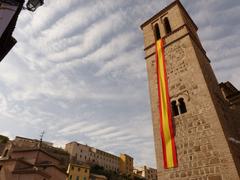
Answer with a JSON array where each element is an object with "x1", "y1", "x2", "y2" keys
[
  {"x1": 154, "y1": 24, "x2": 161, "y2": 40},
  {"x1": 164, "y1": 17, "x2": 172, "y2": 34},
  {"x1": 171, "y1": 101, "x2": 179, "y2": 116},
  {"x1": 3, "y1": 149, "x2": 8, "y2": 157},
  {"x1": 179, "y1": 98, "x2": 187, "y2": 114}
]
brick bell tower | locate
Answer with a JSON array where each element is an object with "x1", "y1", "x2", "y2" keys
[{"x1": 141, "y1": 1, "x2": 240, "y2": 180}]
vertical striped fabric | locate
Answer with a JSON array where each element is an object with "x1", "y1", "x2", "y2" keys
[{"x1": 155, "y1": 39, "x2": 177, "y2": 169}]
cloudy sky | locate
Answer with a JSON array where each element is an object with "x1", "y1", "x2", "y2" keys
[{"x1": 0, "y1": 0, "x2": 239, "y2": 167}]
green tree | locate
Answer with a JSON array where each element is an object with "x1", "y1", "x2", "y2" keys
[
  {"x1": 0, "y1": 134, "x2": 9, "y2": 144},
  {"x1": 90, "y1": 165, "x2": 131, "y2": 180}
]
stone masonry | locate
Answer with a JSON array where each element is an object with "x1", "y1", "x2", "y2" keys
[{"x1": 141, "y1": 1, "x2": 240, "y2": 180}]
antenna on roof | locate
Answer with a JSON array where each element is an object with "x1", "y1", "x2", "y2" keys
[{"x1": 39, "y1": 131, "x2": 45, "y2": 149}]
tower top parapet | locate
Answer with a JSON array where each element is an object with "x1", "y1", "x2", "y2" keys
[{"x1": 140, "y1": 0, "x2": 197, "y2": 31}]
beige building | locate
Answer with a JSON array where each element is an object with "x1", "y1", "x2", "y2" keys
[
  {"x1": 119, "y1": 153, "x2": 133, "y2": 175},
  {"x1": 133, "y1": 166, "x2": 157, "y2": 180},
  {"x1": 141, "y1": 0, "x2": 240, "y2": 179},
  {"x1": 0, "y1": 149, "x2": 67, "y2": 180},
  {"x1": 65, "y1": 142, "x2": 120, "y2": 172},
  {"x1": 0, "y1": 136, "x2": 52, "y2": 159},
  {"x1": 67, "y1": 163, "x2": 90, "y2": 180},
  {"x1": 1, "y1": 136, "x2": 69, "y2": 169}
]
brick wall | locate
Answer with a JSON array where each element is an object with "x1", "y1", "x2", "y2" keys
[{"x1": 141, "y1": 1, "x2": 240, "y2": 179}]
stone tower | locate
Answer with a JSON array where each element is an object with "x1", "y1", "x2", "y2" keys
[{"x1": 141, "y1": 1, "x2": 240, "y2": 180}]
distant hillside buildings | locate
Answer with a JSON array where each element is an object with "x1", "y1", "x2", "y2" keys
[
  {"x1": 67, "y1": 163, "x2": 90, "y2": 180},
  {"x1": 133, "y1": 166, "x2": 157, "y2": 180},
  {"x1": 0, "y1": 148, "x2": 67, "y2": 180},
  {"x1": 0, "y1": 136, "x2": 156, "y2": 180},
  {"x1": 65, "y1": 142, "x2": 120, "y2": 173},
  {"x1": 65, "y1": 141, "x2": 133, "y2": 175}
]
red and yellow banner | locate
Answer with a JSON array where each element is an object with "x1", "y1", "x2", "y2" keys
[{"x1": 155, "y1": 39, "x2": 177, "y2": 169}]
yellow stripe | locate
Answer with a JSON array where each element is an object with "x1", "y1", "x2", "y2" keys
[{"x1": 157, "y1": 40, "x2": 174, "y2": 168}]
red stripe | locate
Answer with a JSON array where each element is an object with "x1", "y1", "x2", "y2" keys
[
  {"x1": 156, "y1": 41, "x2": 167, "y2": 169},
  {"x1": 160, "y1": 40, "x2": 178, "y2": 166}
]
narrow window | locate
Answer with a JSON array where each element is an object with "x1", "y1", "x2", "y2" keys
[
  {"x1": 179, "y1": 98, "x2": 187, "y2": 114},
  {"x1": 154, "y1": 24, "x2": 161, "y2": 40},
  {"x1": 171, "y1": 101, "x2": 179, "y2": 116},
  {"x1": 164, "y1": 17, "x2": 172, "y2": 34},
  {"x1": 3, "y1": 149, "x2": 8, "y2": 157}
]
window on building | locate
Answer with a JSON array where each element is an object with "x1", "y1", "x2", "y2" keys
[
  {"x1": 154, "y1": 24, "x2": 161, "y2": 40},
  {"x1": 171, "y1": 101, "x2": 179, "y2": 116},
  {"x1": 164, "y1": 17, "x2": 172, "y2": 34},
  {"x1": 179, "y1": 98, "x2": 187, "y2": 114},
  {"x1": 76, "y1": 176, "x2": 79, "y2": 180},
  {"x1": 85, "y1": 169, "x2": 88, "y2": 173},
  {"x1": 71, "y1": 166, "x2": 74, "y2": 170},
  {"x1": 3, "y1": 149, "x2": 8, "y2": 157},
  {"x1": 69, "y1": 175, "x2": 72, "y2": 180},
  {"x1": 78, "y1": 167, "x2": 80, "y2": 171},
  {"x1": 0, "y1": 165, "x2": 2, "y2": 171}
]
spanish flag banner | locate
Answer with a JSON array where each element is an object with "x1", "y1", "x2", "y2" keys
[{"x1": 156, "y1": 39, "x2": 177, "y2": 169}]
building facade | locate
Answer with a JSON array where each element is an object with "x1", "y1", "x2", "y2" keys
[
  {"x1": 133, "y1": 166, "x2": 157, "y2": 180},
  {"x1": 67, "y1": 163, "x2": 90, "y2": 180},
  {"x1": 119, "y1": 153, "x2": 133, "y2": 175},
  {"x1": 0, "y1": 0, "x2": 24, "y2": 61},
  {"x1": 0, "y1": 149, "x2": 67, "y2": 180},
  {"x1": 65, "y1": 142, "x2": 121, "y2": 172},
  {"x1": 1, "y1": 136, "x2": 69, "y2": 170},
  {"x1": 141, "y1": 0, "x2": 240, "y2": 179}
]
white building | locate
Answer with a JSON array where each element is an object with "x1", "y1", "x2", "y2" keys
[
  {"x1": 133, "y1": 166, "x2": 157, "y2": 180},
  {"x1": 65, "y1": 141, "x2": 120, "y2": 172}
]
